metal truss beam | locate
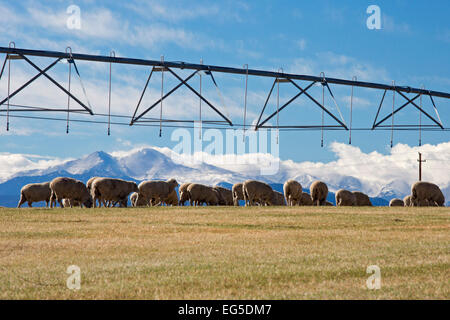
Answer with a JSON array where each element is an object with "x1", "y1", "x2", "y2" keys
[
  {"x1": 0, "y1": 54, "x2": 93, "y2": 115},
  {"x1": 372, "y1": 90, "x2": 443, "y2": 129},
  {"x1": 255, "y1": 79, "x2": 348, "y2": 130},
  {"x1": 130, "y1": 67, "x2": 232, "y2": 126},
  {"x1": 0, "y1": 46, "x2": 449, "y2": 99}
]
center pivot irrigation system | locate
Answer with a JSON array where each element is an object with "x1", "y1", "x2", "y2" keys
[{"x1": 0, "y1": 44, "x2": 449, "y2": 147}]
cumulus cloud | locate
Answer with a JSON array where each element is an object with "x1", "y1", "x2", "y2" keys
[{"x1": 0, "y1": 153, "x2": 70, "y2": 182}]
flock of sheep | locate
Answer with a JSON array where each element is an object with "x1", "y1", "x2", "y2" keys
[{"x1": 16, "y1": 176, "x2": 446, "y2": 208}]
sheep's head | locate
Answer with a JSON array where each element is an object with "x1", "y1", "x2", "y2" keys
[
  {"x1": 167, "y1": 178, "x2": 179, "y2": 188},
  {"x1": 131, "y1": 182, "x2": 139, "y2": 193},
  {"x1": 83, "y1": 196, "x2": 93, "y2": 208}
]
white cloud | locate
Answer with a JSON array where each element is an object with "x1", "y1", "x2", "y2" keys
[
  {"x1": 0, "y1": 153, "x2": 70, "y2": 182},
  {"x1": 382, "y1": 14, "x2": 411, "y2": 33},
  {"x1": 126, "y1": 1, "x2": 221, "y2": 22},
  {"x1": 287, "y1": 52, "x2": 390, "y2": 82},
  {"x1": 295, "y1": 39, "x2": 307, "y2": 51}
]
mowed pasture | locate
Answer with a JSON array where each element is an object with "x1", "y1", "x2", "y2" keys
[{"x1": 0, "y1": 206, "x2": 448, "y2": 299}]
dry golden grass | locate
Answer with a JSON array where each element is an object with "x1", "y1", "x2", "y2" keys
[{"x1": 0, "y1": 206, "x2": 448, "y2": 299}]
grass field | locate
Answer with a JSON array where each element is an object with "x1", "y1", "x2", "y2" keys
[{"x1": 0, "y1": 206, "x2": 448, "y2": 299}]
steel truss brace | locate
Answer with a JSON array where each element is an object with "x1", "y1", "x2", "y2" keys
[
  {"x1": 130, "y1": 67, "x2": 232, "y2": 126},
  {"x1": 0, "y1": 53, "x2": 93, "y2": 115},
  {"x1": 372, "y1": 89, "x2": 444, "y2": 129},
  {"x1": 255, "y1": 78, "x2": 348, "y2": 130}
]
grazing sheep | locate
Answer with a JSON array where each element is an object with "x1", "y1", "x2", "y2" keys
[
  {"x1": 213, "y1": 186, "x2": 234, "y2": 206},
  {"x1": 162, "y1": 189, "x2": 179, "y2": 206},
  {"x1": 130, "y1": 192, "x2": 148, "y2": 207},
  {"x1": 271, "y1": 190, "x2": 286, "y2": 206},
  {"x1": 178, "y1": 182, "x2": 191, "y2": 206},
  {"x1": 62, "y1": 198, "x2": 81, "y2": 208},
  {"x1": 187, "y1": 184, "x2": 219, "y2": 206},
  {"x1": 353, "y1": 191, "x2": 372, "y2": 206},
  {"x1": 403, "y1": 195, "x2": 412, "y2": 207},
  {"x1": 310, "y1": 181, "x2": 328, "y2": 206},
  {"x1": 335, "y1": 189, "x2": 356, "y2": 206},
  {"x1": 151, "y1": 189, "x2": 179, "y2": 206},
  {"x1": 298, "y1": 192, "x2": 313, "y2": 206},
  {"x1": 232, "y1": 182, "x2": 244, "y2": 206},
  {"x1": 411, "y1": 181, "x2": 445, "y2": 207},
  {"x1": 49, "y1": 177, "x2": 92, "y2": 208},
  {"x1": 243, "y1": 180, "x2": 274, "y2": 206},
  {"x1": 91, "y1": 178, "x2": 138, "y2": 208},
  {"x1": 389, "y1": 198, "x2": 404, "y2": 207},
  {"x1": 283, "y1": 180, "x2": 303, "y2": 206},
  {"x1": 17, "y1": 182, "x2": 52, "y2": 208},
  {"x1": 86, "y1": 176, "x2": 107, "y2": 207},
  {"x1": 138, "y1": 178, "x2": 179, "y2": 206}
]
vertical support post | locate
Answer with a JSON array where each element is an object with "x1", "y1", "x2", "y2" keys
[
  {"x1": 66, "y1": 47, "x2": 72, "y2": 134},
  {"x1": 276, "y1": 68, "x2": 283, "y2": 145},
  {"x1": 417, "y1": 152, "x2": 426, "y2": 181},
  {"x1": 243, "y1": 64, "x2": 248, "y2": 142},
  {"x1": 159, "y1": 55, "x2": 164, "y2": 137},
  {"x1": 66, "y1": 60, "x2": 71, "y2": 133},
  {"x1": 320, "y1": 72, "x2": 325, "y2": 147},
  {"x1": 108, "y1": 51, "x2": 115, "y2": 136},
  {"x1": 419, "y1": 85, "x2": 424, "y2": 146},
  {"x1": 199, "y1": 58, "x2": 202, "y2": 140},
  {"x1": 390, "y1": 80, "x2": 395, "y2": 148},
  {"x1": 6, "y1": 42, "x2": 15, "y2": 131},
  {"x1": 6, "y1": 54, "x2": 10, "y2": 131},
  {"x1": 349, "y1": 76, "x2": 356, "y2": 144}
]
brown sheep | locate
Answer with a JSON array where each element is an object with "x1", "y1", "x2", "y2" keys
[
  {"x1": 138, "y1": 178, "x2": 179, "y2": 206},
  {"x1": 242, "y1": 180, "x2": 274, "y2": 206},
  {"x1": 17, "y1": 182, "x2": 52, "y2": 208},
  {"x1": 130, "y1": 192, "x2": 148, "y2": 207},
  {"x1": 310, "y1": 181, "x2": 328, "y2": 206},
  {"x1": 151, "y1": 189, "x2": 179, "y2": 206},
  {"x1": 353, "y1": 191, "x2": 372, "y2": 206},
  {"x1": 49, "y1": 177, "x2": 92, "y2": 208},
  {"x1": 298, "y1": 192, "x2": 313, "y2": 206},
  {"x1": 411, "y1": 181, "x2": 445, "y2": 207},
  {"x1": 86, "y1": 176, "x2": 107, "y2": 207},
  {"x1": 62, "y1": 198, "x2": 81, "y2": 208},
  {"x1": 213, "y1": 186, "x2": 234, "y2": 206},
  {"x1": 335, "y1": 189, "x2": 356, "y2": 206},
  {"x1": 178, "y1": 182, "x2": 191, "y2": 206},
  {"x1": 232, "y1": 182, "x2": 244, "y2": 206},
  {"x1": 283, "y1": 179, "x2": 303, "y2": 206},
  {"x1": 91, "y1": 178, "x2": 138, "y2": 208},
  {"x1": 403, "y1": 195, "x2": 412, "y2": 207},
  {"x1": 389, "y1": 198, "x2": 404, "y2": 207},
  {"x1": 187, "y1": 184, "x2": 219, "y2": 206},
  {"x1": 271, "y1": 190, "x2": 286, "y2": 206}
]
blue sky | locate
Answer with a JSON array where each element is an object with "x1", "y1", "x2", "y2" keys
[{"x1": 0, "y1": 0, "x2": 449, "y2": 164}]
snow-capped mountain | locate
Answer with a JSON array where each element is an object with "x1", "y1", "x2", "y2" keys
[{"x1": 0, "y1": 147, "x2": 438, "y2": 207}]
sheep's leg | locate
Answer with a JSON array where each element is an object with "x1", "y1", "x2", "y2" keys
[
  {"x1": 17, "y1": 195, "x2": 26, "y2": 208},
  {"x1": 49, "y1": 193, "x2": 55, "y2": 208},
  {"x1": 27, "y1": 201, "x2": 32, "y2": 207}
]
